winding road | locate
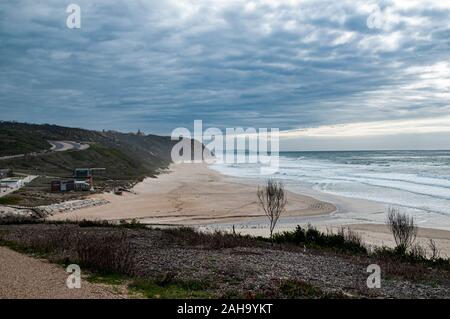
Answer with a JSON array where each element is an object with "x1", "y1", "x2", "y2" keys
[
  {"x1": 0, "y1": 140, "x2": 89, "y2": 161},
  {"x1": 48, "y1": 140, "x2": 90, "y2": 152}
]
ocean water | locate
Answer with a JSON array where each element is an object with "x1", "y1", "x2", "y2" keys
[{"x1": 210, "y1": 150, "x2": 450, "y2": 229}]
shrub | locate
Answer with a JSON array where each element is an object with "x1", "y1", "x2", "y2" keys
[
  {"x1": 73, "y1": 230, "x2": 136, "y2": 275},
  {"x1": 7, "y1": 225, "x2": 72, "y2": 256},
  {"x1": 428, "y1": 239, "x2": 441, "y2": 261},
  {"x1": 386, "y1": 207, "x2": 417, "y2": 254},
  {"x1": 272, "y1": 225, "x2": 367, "y2": 254},
  {"x1": 257, "y1": 180, "x2": 287, "y2": 239},
  {"x1": 0, "y1": 214, "x2": 39, "y2": 225},
  {"x1": 77, "y1": 219, "x2": 113, "y2": 228},
  {"x1": 0, "y1": 195, "x2": 22, "y2": 205},
  {"x1": 409, "y1": 243, "x2": 427, "y2": 261},
  {"x1": 0, "y1": 225, "x2": 137, "y2": 275},
  {"x1": 372, "y1": 244, "x2": 449, "y2": 269},
  {"x1": 164, "y1": 227, "x2": 259, "y2": 249},
  {"x1": 129, "y1": 277, "x2": 213, "y2": 299}
]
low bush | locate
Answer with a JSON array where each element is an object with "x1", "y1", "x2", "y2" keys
[
  {"x1": 278, "y1": 279, "x2": 346, "y2": 299},
  {"x1": 128, "y1": 277, "x2": 213, "y2": 299},
  {"x1": 68, "y1": 218, "x2": 147, "y2": 229},
  {"x1": 372, "y1": 245, "x2": 449, "y2": 269},
  {"x1": 386, "y1": 207, "x2": 417, "y2": 254},
  {"x1": 0, "y1": 214, "x2": 39, "y2": 225},
  {"x1": 271, "y1": 225, "x2": 367, "y2": 254},
  {"x1": 0, "y1": 225, "x2": 137, "y2": 275},
  {"x1": 163, "y1": 227, "x2": 261, "y2": 249},
  {"x1": 0, "y1": 195, "x2": 22, "y2": 205},
  {"x1": 74, "y1": 230, "x2": 136, "y2": 275}
]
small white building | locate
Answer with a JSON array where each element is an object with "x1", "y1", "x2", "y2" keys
[{"x1": 0, "y1": 178, "x2": 24, "y2": 192}]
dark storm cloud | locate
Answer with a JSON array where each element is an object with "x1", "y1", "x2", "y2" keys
[{"x1": 0, "y1": 0, "x2": 449, "y2": 135}]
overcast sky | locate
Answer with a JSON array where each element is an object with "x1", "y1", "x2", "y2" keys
[{"x1": 1, "y1": 0, "x2": 449, "y2": 150}]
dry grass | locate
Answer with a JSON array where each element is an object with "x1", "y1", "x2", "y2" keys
[
  {"x1": 163, "y1": 227, "x2": 263, "y2": 249},
  {"x1": 0, "y1": 225, "x2": 137, "y2": 275}
]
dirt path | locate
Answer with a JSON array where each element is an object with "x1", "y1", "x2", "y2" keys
[{"x1": 0, "y1": 247, "x2": 125, "y2": 299}]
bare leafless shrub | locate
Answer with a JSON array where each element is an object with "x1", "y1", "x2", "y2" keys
[
  {"x1": 257, "y1": 179, "x2": 287, "y2": 239},
  {"x1": 1, "y1": 225, "x2": 137, "y2": 275},
  {"x1": 428, "y1": 239, "x2": 441, "y2": 260},
  {"x1": 4, "y1": 226, "x2": 73, "y2": 256},
  {"x1": 337, "y1": 227, "x2": 364, "y2": 247},
  {"x1": 386, "y1": 207, "x2": 417, "y2": 253},
  {"x1": 410, "y1": 243, "x2": 427, "y2": 260}
]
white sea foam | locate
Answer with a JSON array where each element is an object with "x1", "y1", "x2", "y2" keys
[{"x1": 210, "y1": 150, "x2": 450, "y2": 228}]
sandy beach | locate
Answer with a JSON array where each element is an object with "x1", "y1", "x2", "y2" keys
[
  {"x1": 48, "y1": 163, "x2": 335, "y2": 225},
  {"x1": 48, "y1": 163, "x2": 450, "y2": 256},
  {"x1": 343, "y1": 224, "x2": 450, "y2": 257}
]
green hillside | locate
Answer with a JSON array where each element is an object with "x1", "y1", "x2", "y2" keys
[
  {"x1": 0, "y1": 121, "x2": 179, "y2": 178},
  {"x1": 0, "y1": 121, "x2": 182, "y2": 205},
  {"x1": 0, "y1": 124, "x2": 52, "y2": 156}
]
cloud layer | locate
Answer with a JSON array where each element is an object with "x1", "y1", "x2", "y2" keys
[{"x1": 0, "y1": 0, "x2": 449, "y2": 142}]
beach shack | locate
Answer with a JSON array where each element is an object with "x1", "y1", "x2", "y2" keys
[
  {"x1": 51, "y1": 168, "x2": 105, "y2": 192},
  {"x1": 73, "y1": 168, "x2": 94, "y2": 191},
  {"x1": 74, "y1": 167, "x2": 105, "y2": 190},
  {"x1": 51, "y1": 180, "x2": 75, "y2": 192}
]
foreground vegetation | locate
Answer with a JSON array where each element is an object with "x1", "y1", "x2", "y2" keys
[
  {"x1": 0, "y1": 221, "x2": 339, "y2": 298},
  {"x1": 0, "y1": 218, "x2": 448, "y2": 299},
  {"x1": 271, "y1": 224, "x2": 449, "y2": 268}
]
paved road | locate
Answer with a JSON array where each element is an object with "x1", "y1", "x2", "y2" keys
[
  {"x1": 0, "y1": 140, "x2": 89, "y2": 161},
  {"x1": 0, "y1": 246, "x2": 125, "y2": 299},
  {"x1": 48, "y1": 140, "x2": 90, "y2": 152}
]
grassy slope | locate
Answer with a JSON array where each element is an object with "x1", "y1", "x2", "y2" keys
[
  {"x1": 0, "y1": 121, "x2": 178, "y2": 205},
  {"x1": 0, "y1": 121, "x2": 174, "y2": 180},
  {"x1": 0, "y1": 126, "x2": 52, "y2": 156},
  {"x1": 2, "y1": 144, "x2": 151, "y2": 180}
]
